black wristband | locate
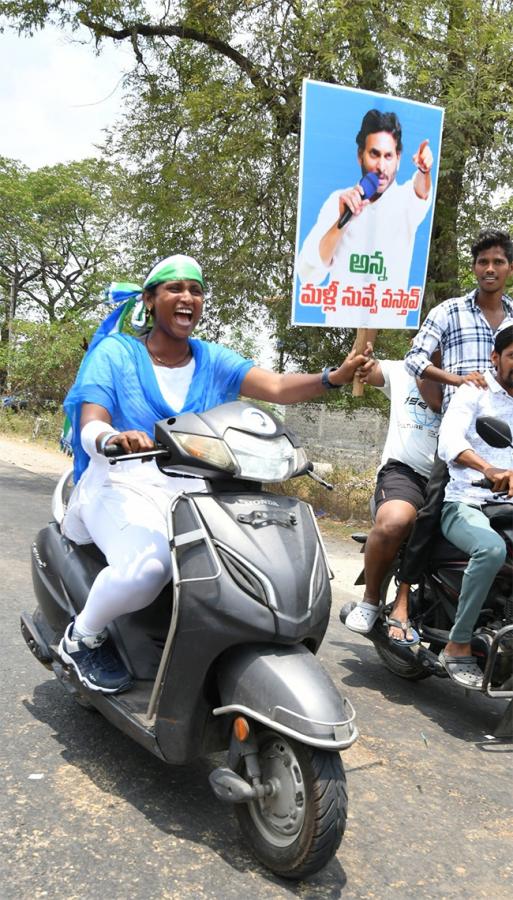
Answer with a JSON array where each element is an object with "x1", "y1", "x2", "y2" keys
[{"x1": 322, "y1": 366, "x2": 339, "y2": 389}]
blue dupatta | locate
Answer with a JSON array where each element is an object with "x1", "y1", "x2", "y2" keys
[{"x1": 64, "y1": 333, "x2": 254, "y2": 483}]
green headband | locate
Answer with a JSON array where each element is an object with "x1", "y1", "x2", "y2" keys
[{"x1": 143, "y1": 254, "x2": 204, "y2": 289}]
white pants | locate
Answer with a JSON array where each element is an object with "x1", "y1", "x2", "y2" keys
[{"x1": 75, "y1": 484, "x2": 174, "y2": 635}]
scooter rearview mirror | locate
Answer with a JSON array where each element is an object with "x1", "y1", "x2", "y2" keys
[{"x1": 475, "y1": 415, "x2": 513, "y2": 449}]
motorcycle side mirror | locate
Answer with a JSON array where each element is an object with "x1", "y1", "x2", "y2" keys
[{"x1": 475, "y1": 415, "x2": 513, "y2": 449}]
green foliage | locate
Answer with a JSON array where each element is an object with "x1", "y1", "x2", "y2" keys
[
  {"x1": 0, "y1": 318, "x2": 98, "y2": 405},
  {"x1": 3, "y1": 0, "x2": 513, "y2": 398},
  {"x1": 0, "y1": 406, "x2": 64, "y2": 443},
  {"x1": 0, "y1": 156, "x2": 131, "y2": 327}
]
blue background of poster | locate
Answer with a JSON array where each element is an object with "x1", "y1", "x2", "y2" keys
[{"x1": 293, "y1": 80, "x2": 444, "y2": 328}]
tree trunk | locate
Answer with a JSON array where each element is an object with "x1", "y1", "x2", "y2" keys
[{"x1": 5, "y1": 273, "x2": 18, "y2": 391}]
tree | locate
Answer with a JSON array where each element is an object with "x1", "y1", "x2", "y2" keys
[
  {"x1": 0, "y1": 318, "x2": 97, "y2": 406},
  {"x1": 0, "y1": 156, "x2": 130, "y2": 329},
  {"x1": 0, "y1": 155, "x2": 136, "y2": 388},
  {"x1": 3, "y1": 1, "x2": 513, "y2": 377}
]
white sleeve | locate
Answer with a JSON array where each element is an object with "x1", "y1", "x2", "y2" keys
[
  {"x1": 296, "y1": 191, "x2": 341, "y2": 285},
  {"x1": 80, "y1": 419, "x2": 119, "y2": 458},
  {"x1": 404, "y1": 177, "x2": 433, "y2": 230},
  {"x1": 438, "y1": 385, "x2": 477, "y2": 463},
  {"x1": 376, "y1": 360, "x2": 392, "y2": 397}
]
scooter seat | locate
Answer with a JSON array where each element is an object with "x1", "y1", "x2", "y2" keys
[
  {"x1": 79, "y1": 541, "x2": 107, "y2": 568},
  {"x1": 59, "y1": 532, "x2": 172, "y2": 679}
]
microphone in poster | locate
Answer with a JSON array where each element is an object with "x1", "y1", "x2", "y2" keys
[{"x1": 336, "y1": 171, "x2": 379, "y2": 229}]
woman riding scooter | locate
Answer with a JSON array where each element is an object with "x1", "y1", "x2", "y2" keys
[{"x1": 60, "y1": 253, "x2": 370, "y2": 693}]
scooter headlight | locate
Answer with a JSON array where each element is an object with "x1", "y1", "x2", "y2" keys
[
  {"x1": 224, "y1": 429, "x2": 307, "y2": 481},
  {"x1": 171, "y1": 433, "x2": 236, "y2": 471}
]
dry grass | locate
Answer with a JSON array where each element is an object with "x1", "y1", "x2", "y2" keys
[
  {"x1": 0, "y1": 407, "x2": 63, "y2": 445},
  {"x1": 270, "y1": 464, "x2": 375, "y2": 522}
]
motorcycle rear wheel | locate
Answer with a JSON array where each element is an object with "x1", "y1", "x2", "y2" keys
[
  {"x1": 235, "y1": 729, "x2": 347, "y2": 880},
  {"x1": 376, "y1": 570, "x2": 432, "y2": 681},
  {"x1": 374, "y1": 641, "x2": 432, "y2": 681}
]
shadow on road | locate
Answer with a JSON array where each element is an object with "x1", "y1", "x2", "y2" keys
[
  {"x1": 23, "y1": 678, "x2": 348, "y2": 898},
  {"x1": 331, "y1": 637, "x2": 512, "y2": 748}
]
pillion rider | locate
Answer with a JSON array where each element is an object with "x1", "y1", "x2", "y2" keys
[{"x1": 343, "y1": 351, "x2": 442, "y2": 643}]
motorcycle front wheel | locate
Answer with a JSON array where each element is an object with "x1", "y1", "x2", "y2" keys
[{"x1": 235, "y1": 729, "x2": 347, "y2": 880}]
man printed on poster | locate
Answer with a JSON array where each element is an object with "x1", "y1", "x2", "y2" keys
[{"x1": 293, "y1": 82, "x2": 443, "y2": 329}]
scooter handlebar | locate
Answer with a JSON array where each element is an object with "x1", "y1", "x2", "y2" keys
[
  {"x1": 103, "y1": 443, "x2": 128, "y2": 458},
  {"x1": 102, "y1": 443, "x2": 170, "y2": 465},
  {"x1": 305, "y1": 462, "x2": 334, "y2": 491}
]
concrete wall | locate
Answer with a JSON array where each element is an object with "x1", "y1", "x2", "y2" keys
[{"x1": 280, "y1": 404, "x2": 388, "y2": 471}]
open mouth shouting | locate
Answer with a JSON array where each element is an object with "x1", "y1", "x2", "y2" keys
[{"x1": 175, "y1": 306, "x2": 194, "y2": 326}]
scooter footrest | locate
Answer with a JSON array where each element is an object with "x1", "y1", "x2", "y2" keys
[
  {"x1": 208, "y1": 767, "x2": 256, "y2": 803},
  {"x1": 20, "y1": 611, "x2": 52, "y2": 667}
]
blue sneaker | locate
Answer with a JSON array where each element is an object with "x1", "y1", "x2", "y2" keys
[{"x1": 58, "y1": 623, "x2": 133, "y2": 694}]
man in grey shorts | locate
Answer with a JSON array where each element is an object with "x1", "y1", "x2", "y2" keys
[{"x1": 344, "y1": 356, "x2": 442, "y2": 642}]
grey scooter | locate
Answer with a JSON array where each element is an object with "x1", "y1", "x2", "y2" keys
[{"x1": 22, "y1": 401, "x2": 358, "y2": 879}]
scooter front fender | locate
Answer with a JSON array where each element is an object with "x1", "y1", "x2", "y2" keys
[{"x1": 214, "y1": 643, "x2": 357, "y2": 750}]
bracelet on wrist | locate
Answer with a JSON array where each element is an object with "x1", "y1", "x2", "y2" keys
[{"x1": 417, "y1": 166, "x2": 430, "y2": 175}]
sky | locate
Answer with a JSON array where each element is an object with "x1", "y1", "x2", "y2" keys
[{"x1": 0, "y1": 24, "x2": 132, "y2": 169}]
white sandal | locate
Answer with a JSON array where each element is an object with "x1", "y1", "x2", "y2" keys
[
  {"x1": 438, "y1": 651, "x2": 483, "y2": 691},
  {"x1": 345, "y1": 601, "x2": 380, "y2": 634}
]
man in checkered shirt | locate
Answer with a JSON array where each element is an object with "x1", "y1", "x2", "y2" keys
[{"x1": 393, "y1": 229, "x2": 513, "y2": 629}]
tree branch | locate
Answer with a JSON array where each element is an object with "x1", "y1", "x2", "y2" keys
[{"x1": 78, "y1": 13, "x2": 299, "y2": 133}]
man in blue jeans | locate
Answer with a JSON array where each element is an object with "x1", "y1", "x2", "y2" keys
[{"x1": 437, "y1": 325, "x2": 513, "y2": 689}]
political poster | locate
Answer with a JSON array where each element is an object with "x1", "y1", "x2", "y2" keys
[{"x1": 292, "y1": 79, "x2": 444, "y2": 329}]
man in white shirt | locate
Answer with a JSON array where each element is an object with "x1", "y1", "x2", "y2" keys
[
  {"x1": 436, "y1": 325, "x2": 513, "y2": 689},
  {"x1": 296, "y1": 109, "x2": 433, "y2": 324},
  {"x1": 393, "y1": 229, "x2": 513, "y2": 617},
  {"x1": 344, "y1": 355, "x2": 442, "y2": 642}
]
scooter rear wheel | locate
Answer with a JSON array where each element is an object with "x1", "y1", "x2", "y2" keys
[{"x1": 235, "y1": 729, "x2": 347, "y2": 879}]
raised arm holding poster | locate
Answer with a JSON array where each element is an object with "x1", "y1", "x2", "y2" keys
[{"x1": 292, "y1": 80, "x2": 444, "y2": 330}]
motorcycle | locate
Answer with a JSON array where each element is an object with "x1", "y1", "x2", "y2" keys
[
  {"x1": 340, "y1": 415, "x2": 513, "y2": 740},
  {"x1": 21, "y1": 400, "x2": 357, "y2": 879}
]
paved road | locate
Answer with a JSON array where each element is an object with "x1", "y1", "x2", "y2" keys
[{"x1": 1, "y1": 461, "x2": 512, "y2": 899}]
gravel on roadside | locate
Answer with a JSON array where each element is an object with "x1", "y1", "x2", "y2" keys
[{"x1": 0, "y1": 434, "x2": 70, "y2": 478}]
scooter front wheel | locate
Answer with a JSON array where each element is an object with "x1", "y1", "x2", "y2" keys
[{"x1": 235, "y1": 729, "x2": 347, "y2": 879}]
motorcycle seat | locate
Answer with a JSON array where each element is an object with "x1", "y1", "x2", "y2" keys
[
  {"x1": 429, "y1": 533, "x2": 468, "y2": 564},
  {"x1": 483, "y1": 503, "x2": 513, "y2": 527},
  {"x1": 428, "y1": 505, "x2": 512, "y2": 566}
]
